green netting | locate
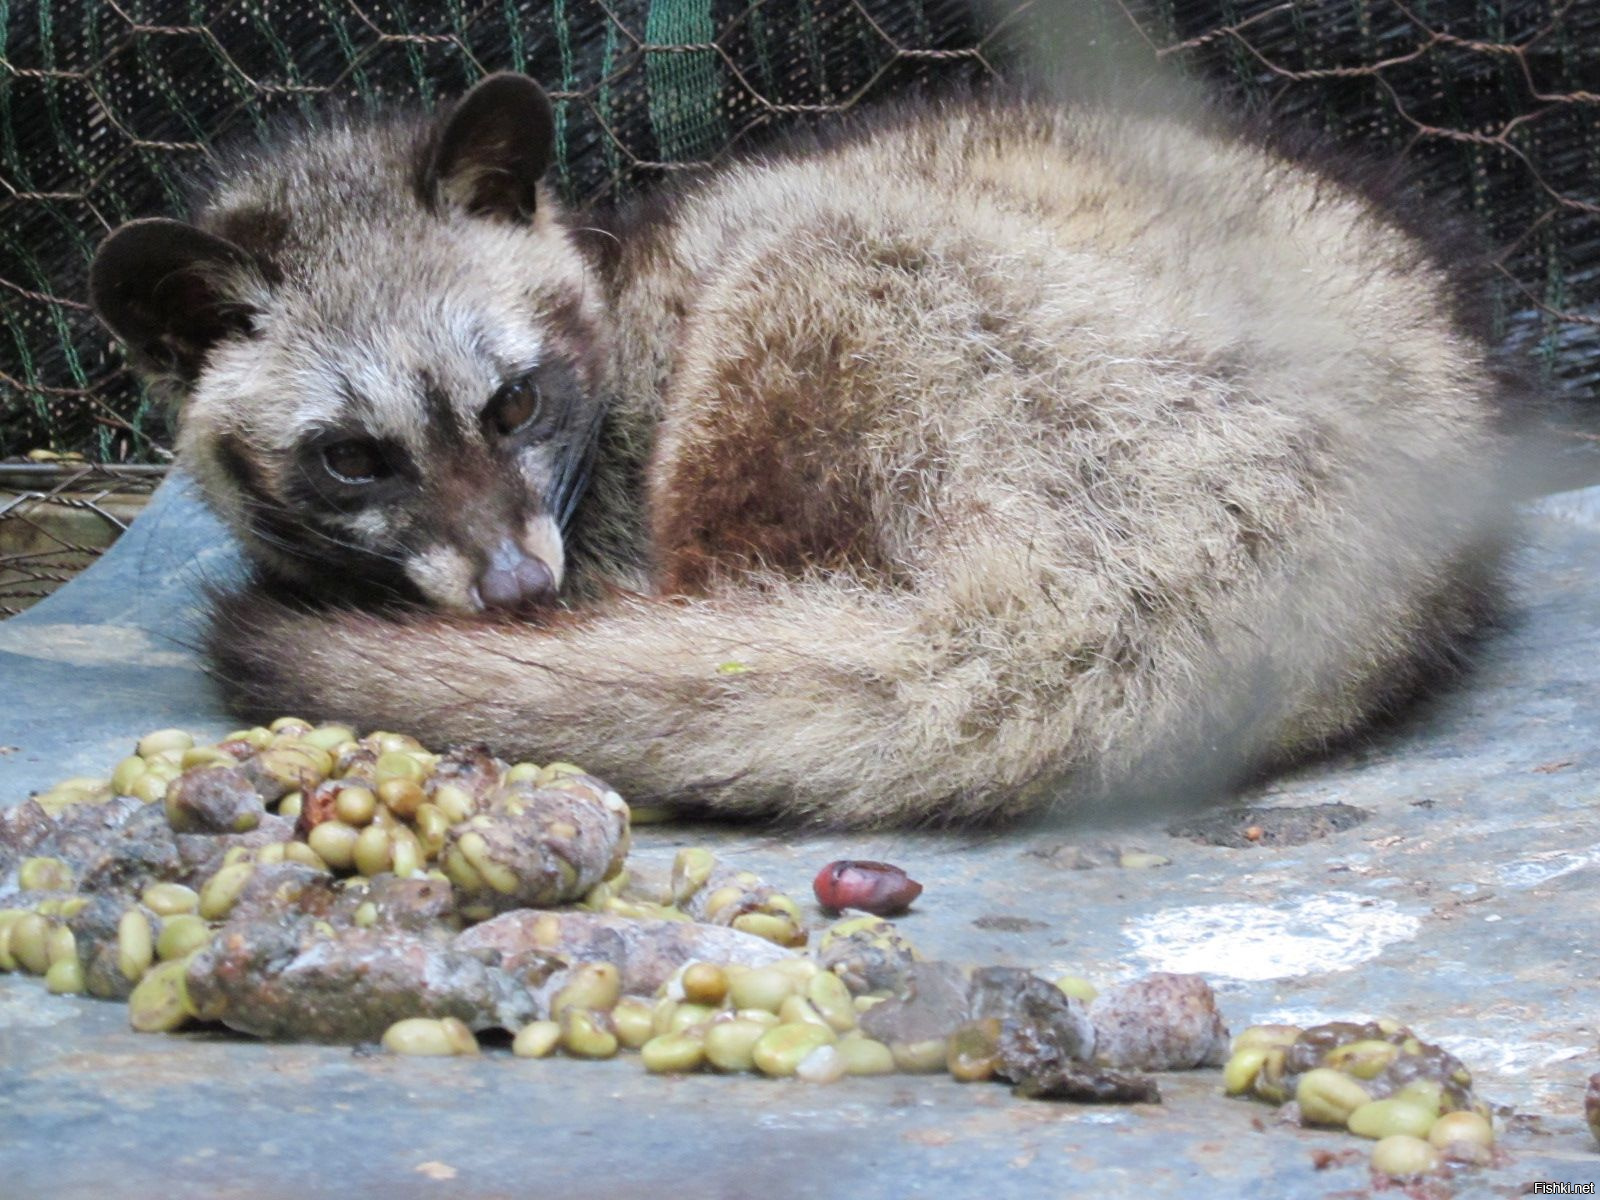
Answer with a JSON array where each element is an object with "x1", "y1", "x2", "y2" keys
[{"x1": 0, "y1": 1, "x2": 1595, "y2": 464}]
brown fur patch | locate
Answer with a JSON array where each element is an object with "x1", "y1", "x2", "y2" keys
[{"x1": 648, "y1": 333, "x2": 885, "y2": 594}]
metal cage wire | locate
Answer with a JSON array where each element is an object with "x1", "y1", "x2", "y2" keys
[{"x1": 0, "y1": 0, "x2": 1596, "y2": 608}]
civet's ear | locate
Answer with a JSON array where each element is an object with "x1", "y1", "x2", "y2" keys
[
  {"x1": 424, "y1": 73, "x2": 555, "y2": 222},
  {"x1": 89, "y1": 218, "x2": 260, "y2": 380}
]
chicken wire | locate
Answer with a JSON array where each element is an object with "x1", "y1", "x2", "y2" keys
[
  {"x1": 0, "y1": 462, "x2": 163, "y2": 614},
  {"x1": 0, "y1": 0, "x2": 1595, "y2": 466}
]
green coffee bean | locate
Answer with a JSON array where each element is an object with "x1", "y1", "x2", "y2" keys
[
  {"x1": 1053, "y1": 975, "x2": 1098, "y2": 1003},
  {"x1": 45, "y1": 924, "x2": 76, "y2": 968},
  {"x1": 374, "y1": 751, "x2": 426, "y2": 787},
  {"x1": 285, "y1": 841, "x2": 328, "y2": 870},
  {"x1": 389, "y1": 828, "x2": 422, "y2": 878},
  {"x1": 137, "y1": 728, "x2": 194, "y2": 758},
  {"x1": 1295, "y1": 1068, "x2": 1372, "y2": 1126},
  {"x1": 513, "y1": 1020, "x2": 562, "y2": 1058},
  {"x1": 1117, "y1": 851, "x2": 1170, "y2": 869},
  {"x1": 128, "y1": 960, "x2": 193, "y2": 1032},
  {"x1": 650, "y1": 997, "x2": 679, "y2": 1038},
  {"x1": 1223, "y1": 1046, "x2": 1268, "y2": 1096},
  {"x1": 0, "y1": 910, "x2": 26, "y2": 971},
  {"x1": 796, "y1": 1043, "x2": 847, "y2": 1084},
  {"x1": 441, "y1": 1017, "x2": 479, "y2": 1055},
  {"x1": 382, "y1": 1017, "x2": 477, "y2": 1056},
  {"x1": 1323, "y1": 1039, "x2": 1400, "y2": 1079},
  {"x1": 537, "y1": 762, "x2": 585, "y2": 784},
  {"x1": 777, "y1": 995, "x2": 836, "y2": 1037},
  {"x1": 806, "y1": 970, "x2": 857, "y2": 1033},
  {"x1": 455, "y1": 831, "x2": 519, "y2": 894},
  {"x1": 156, "y1": 915, "x2": 211, "y2": 961},
  {"x1": 611, "y1": 998, "x2": 656, "y2": 1050},
  {"x1": 679, "y1": 962, "x2": 728, "y2": 1006},
  {"x1": 413, "y1": 803, "x2": 451, "y2": 857},
  {"x1": 180, "y1": 747, "x2": 237, "y2": 770},
  {"x1": 891, "y1": 1038, "x2": 950, "y2": 1074},
  {"x1": 703, "y1": 1018, "x2": 770, "y2": 1072},
  {"x1": 765, "y1": 893, "x2": 803, "y2": 922},
  {"x1": 670, "y1": 848, "x2": 717, "y2": 904},
  {"x1": 277, "y1": 792, "x2": 303, "y2": 820},
  {"x1": 334, "y1": 786, "x2": 378, "y2": 826},
  {"x1": 45, "y1": 958, "x2": 86, "y2": 994},
  {"x1": 503, "y1": 762, "x2": 542, "y2": 784},
  {"x1": 1370, "y1": 1134, "x2": 1441, "y2": 1178},
  {"x1": 752, "y1": 1023, "x2": 835, "y2": 1077},
  {"x1": 140, "y1": 883, "x2": 200, "y2": 916},
  {"x1": 198, "y1": 863, "x2": 255, "y2": 921},
  {"x1": 255, "y1": 743, "x2": 333, "y2": 790},
  {"x1": 667, "y1": 1003, "x2": 718, "y2": 1035},
  {"x1": 301, "y1": 724, "x2": 357, "y2": 752},
  {"x1": 307, "y1": 821, "x2": 360, "y2": 872},
  {"x1": 1427, "y1": 1111, "x2": 1493, "y2": 1151},
  {"x1": 641, "y1": 1032, "x2": 706, "y2": 1073},
  {"x1": 604, "y1": 897, "x2": 690, "y2": 922},
  {"x1": 129, "y1": 771, "x2": 172, "y2": 804},
  {"x1": 111, "y1": 755, "x2": 149, "y2": 794},
  {"x1": 946, "y1": 1020, "x2": 1002, "y2": 1083},
  {"x1": 560, "y1": 1009, "x2": 618, "y2": 1059},
  {"x1": 836, "y1": 1035, "x2": 896, "y2": 1076},
  {"x1": 701, "y1": 886, "x2": 744, "y2": 921},
  {"x1": 1232, "y1": 1025, "x2": 1302, "y2": 1053},
  {"x1": 431, "y1": 784, "x2": 475, "y2": 824},
  {"x1": 37, "y1": 778, "x2": 112, "y2": 815},
  {"x1": 1393, "y1": 1079, "x2": 1445, "y2": 1118},
  {"x1": 117, "y1": 910, "x2": 154, "y2": 983},
  {"x1": 352, "y1": 824, "x2": 394, "y2": 878},
  {"x1": 18, "y1": 857, "x2": 72, "y2": 892},
  {"x1": 551, "y1": 963, "x2": 622, "y2": 1018},
  {"x1": 1348, "y1": 1098, "x2": 1438, "y2": 1141},
  {"x1": 10, "y1": 914, "x2": 50, "y2": 974},
  {"x1": 1252, "y1": 1047, "x2": 1290, "y2": 1104},
  {"x1": 35, "y1": 790, "x2": 84, "y2": 816},
  {"x1": 377, "y1": 779, "x2": 425, "y2": 820},
  {"x1": 727, "y1": 965, "x2": 794, "y2": 1013},
  {"x1": 731, "y1": 912, "x2": 805, "y2": 947}
]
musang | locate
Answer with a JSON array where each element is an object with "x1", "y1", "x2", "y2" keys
[{"x1": 91, "y1": 75, "x2": 1521, "y2": 827}]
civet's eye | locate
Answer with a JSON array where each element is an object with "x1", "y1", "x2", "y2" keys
[
  {"x1": 322, "y1": 440, "x2": 387, "y2": 484},
  {"x1": 486, "y1": 375, "x2": 541, "y2": 438}
]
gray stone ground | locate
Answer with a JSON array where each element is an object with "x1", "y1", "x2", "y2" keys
[{"x1": 2, "y1": 476, "x2": 1597, "y2": 1198}]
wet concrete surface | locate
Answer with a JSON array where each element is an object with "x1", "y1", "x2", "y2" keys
[{"x1": 1, "y1": 475, "x2": 1597, "y2": 1198}]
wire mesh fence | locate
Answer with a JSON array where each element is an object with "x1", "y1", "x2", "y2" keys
[
  {"x1": 2, "y1": 0, "x2": 1596, "y2": 465},
  {"x1": 0, "y1": 0, "x2": 1596, "y2": 607},
  {"x1": 0, "y1": 461, "x2": 163, "y2": 614}
]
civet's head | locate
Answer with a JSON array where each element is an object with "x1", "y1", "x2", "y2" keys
[{"x1": 91, "y1": 75, "x2": 605, "y2": 612}]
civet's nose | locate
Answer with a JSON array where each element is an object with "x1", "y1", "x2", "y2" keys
[{"x1": 477, "y1": 540, "x2": 556, "y2": 611}]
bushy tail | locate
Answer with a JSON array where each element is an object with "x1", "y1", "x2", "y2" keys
[
  {"x1": 208, "y1": 481, "x2": 1505, "y2": 830},
  {"x1": 208, "y1": 568, "x2": 1147, "y2": 827}
]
